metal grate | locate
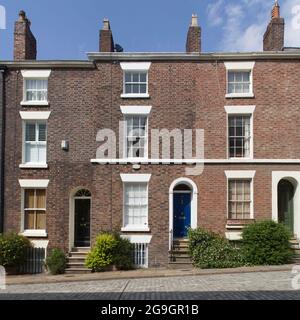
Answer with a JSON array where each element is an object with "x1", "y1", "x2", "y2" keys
[
  {"x1": 19, "y1": 247, "x2": 45, "y2": 274},
  {"x1": 133, "y1": 243, "x2": 148, "y2": 268}
]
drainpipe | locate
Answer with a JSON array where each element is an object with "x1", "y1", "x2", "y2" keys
[{"x1": 0, "y1": 67, "x2": 6, "y2": 233}]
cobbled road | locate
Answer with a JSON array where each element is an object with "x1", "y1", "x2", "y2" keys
[{"x1": 1, "y1": 271, "x2": 300, "y2": 300}]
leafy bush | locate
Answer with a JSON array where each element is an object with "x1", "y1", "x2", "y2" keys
[
  {"x1": 188, "y1": 228, "x2": 245, "y2": 269},
  {"x1": 45, "y1": 248, "x2": 67, "y2": 275},
  {"x1": 85, "y1": 233, "x2": 135, "y2": 272},
  {"x1": 242, "y1": 220, "x2": 293, "y2": 265},
  {"x1": 85, "y1": 233, "x2": 118, "y2": 272},
  {"x1": 0, "y1": 233, "x2": 31, "y2": 268},
  {"x1": 113, "y1": 234, "x2": 134, "y2": 270}
]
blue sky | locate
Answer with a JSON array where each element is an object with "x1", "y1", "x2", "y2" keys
[{"x1": 0, "y1": 0, "x2": 300, "y2": 60}]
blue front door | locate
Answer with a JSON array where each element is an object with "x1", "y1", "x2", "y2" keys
[{"x1": 173, "y1": 193, "x2": 191, "y2": 238}]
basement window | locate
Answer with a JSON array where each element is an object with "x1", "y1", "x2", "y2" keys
[{"x1": 133, "y1": 243, "x2": 148, "y2": 268}]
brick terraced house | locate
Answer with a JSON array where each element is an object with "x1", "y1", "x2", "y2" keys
[{"x1": 1, "y1": 2, "x2": 300, "y2": 271}]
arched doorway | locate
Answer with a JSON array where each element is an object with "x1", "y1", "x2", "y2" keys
[
  {"x1": 73, "y1": 189, "x2": 91, "y2": 247},
  {"x1": 278, "y1": 179, "x2": 295, "y2": 234},
  {"x1": 169, "y1": 178, "x2": 198, "y2": 245}
]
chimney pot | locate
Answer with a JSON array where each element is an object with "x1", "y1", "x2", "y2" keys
[
  {"x1": 272, "y1": 0, "x2": 280, "y2": 19},
  {"x1": 19, "y1": 10, "x2": 26, "y2": 21},
  {"x1": 191, "y1": 14, "x2": 198, "y2": 27},
  {"x1": 102, "y1": 18, "x2": 110, "y2": 31}
]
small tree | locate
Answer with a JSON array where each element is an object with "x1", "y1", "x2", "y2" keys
[{"x1": 242, "y1": 220, "x2": 293, "y2": 265}]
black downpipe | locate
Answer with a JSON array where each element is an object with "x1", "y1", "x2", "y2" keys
[{"x1": 0, "y1": 67, "x2": 6, "y2": 233}]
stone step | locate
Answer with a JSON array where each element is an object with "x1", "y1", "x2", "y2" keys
[
  {"x1": 68, "y1": 257, "x2": 87, "y2": 263},
  {"x1": 169, "y1": 252, "x2": 190, "y2": 258},
  {"x1": 71, "y1": 247, "x2": 91, "y2": 253},
  {"x1": 69, "y1": 252, "x2": 87, "y2": 259},
  {"x1": 67, "y1": 262, "x2": 86, "y2": 267}
]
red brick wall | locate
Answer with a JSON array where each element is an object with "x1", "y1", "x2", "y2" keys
[{"x1": 4, "y1": 59, "x2": 300, "y2": 266}]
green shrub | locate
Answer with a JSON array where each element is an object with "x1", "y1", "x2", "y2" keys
[
  {"x1": 242, "y1": 220, "x2": 293, "y2": 265},
  {"x1": 85, "y1": 233, "x2": 118, "y2": 272},
  {"x1": 0, "y1": 233, "x2": 31, "y2": 268},
  {"x1": 45, "y1": 248, "x2": 67, "y2": 275},
  {"x1": 113, "y1": 234, "x2": 134, "y2": 270},
  {"x1": 188, "y1": 228, "x2": 245, "y2": 269},
  {"x1": 85, "y1": 233, "x2": 135, "y2": 272}
]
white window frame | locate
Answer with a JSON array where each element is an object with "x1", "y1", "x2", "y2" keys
[
  {"x1": 225, "y1": 171, "x2": 255, "y2": 220},
  {"x1": 18, "y1": 179, "x2": 49, "y2": 238},
  {"x1": 225, "y1": 105, "x2": 255, "y2": 160},
  {"x1": 121, "y1": 174, "x2": 151, "y2": 232},
  {"x1": 19, "y1": 112, "x2": 50, "y2": 169},
  {"x1": 120, "y1": 62, "x2": 151, "y2": 99},
  {"x1": 21, "y1": 70, "x2": 51, "y2": 106},
  {"x1": 224, "y1": 62, "x2": 255, "y2": 98},
  {"x1": 121, "y1": 106, "x2": 152, "y2": 161}
]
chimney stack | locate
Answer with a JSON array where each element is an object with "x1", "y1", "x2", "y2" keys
[
  {"x1": 263, "y1": 1, "x2": 284, "y2": 51},
  {"x1": 186, "y1": 14, "x2": 201, "y2": 53},
  {"x1": 99, "y1": 18, "x2": 114, "y2": 52},
  {"x1": 14, "y1": 10, "x2": 37, "y2": 60}
]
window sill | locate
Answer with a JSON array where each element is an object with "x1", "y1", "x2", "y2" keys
[
  {"x1": 21, "y1": 101, "x2": 50, "y2": 106},
  {"x1": 121, "y1": 226, "x2": 150, "y2": 232},
  {"x1": 225, "y1": 93, "x2": 254, "y2": 99},
  {"x1": 228, "y1": 157, "x2": 253, "y2": 162},
  {"x1": 21, "y1": 230, "x2": 48, "y2": 238},
  {"x1": 19, "y1": 163, "x2": 48, "y2": 169},
  {"x1": 121, "y1": 94, "x2": 150, "y2": 99}
]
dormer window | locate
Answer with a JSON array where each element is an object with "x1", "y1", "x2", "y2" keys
[{"x1": 120, "y1": 63, "x2": 151, "y2": 98}]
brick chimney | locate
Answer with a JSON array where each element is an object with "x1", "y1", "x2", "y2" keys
[
  {"x1": 263, "y1": 1, "x2": 285, "y2": 51},
  {"x1": 186, "y1": 14, "x2": 201, "y2": 53},
  {"x1": 99, "y1": 18, "x2": 114, "y2": 52},
  {"x1": 14, "y1": 10, "x2": 37, "y2": 60}
]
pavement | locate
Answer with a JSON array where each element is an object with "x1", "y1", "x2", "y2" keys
[
  {"x1": 4, "y1": 264, "x2": 295, "y2": 285},
  {"x1": 0, "y1": 269, "x2": 300, "y2": 300},
  {"x1": 0, "y1": 265, "x2": 300, "y2": 300}
]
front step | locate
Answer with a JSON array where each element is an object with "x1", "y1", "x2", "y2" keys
[
  {"x1": 290, "y1": 239, "x2": 300, "y2": 264},
  {"x1": 66, "y1": 247, "x2": 91, "y2": 274},
  {"x1": 169, "y1": 239, "x2": 192, "y2": 268}
]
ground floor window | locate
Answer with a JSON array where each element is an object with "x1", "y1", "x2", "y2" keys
[
  {"x1": 133, "y1": 243, "x2": 148, "y2": 268},
  {"x1": 124, "y1": 183, "x2": 148, "y2": 229},
  {"x1": 228, "y1": 180, "x2": 251, "y2": 219},
  {"x1": 24, "y1": 189, "x2": 46, "y2": 230}
]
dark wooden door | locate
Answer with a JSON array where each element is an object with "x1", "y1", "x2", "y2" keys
[
  {"x1": 74, "y1": 199, "x2": 91, "y2": 247},
  {"x1": 278, "y1": 180, "x2": 294, "y2": 234}
]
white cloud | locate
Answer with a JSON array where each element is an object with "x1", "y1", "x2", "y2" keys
[
  {"x1": 282, "y1": 0, "x2": 300, "y2": 47},
  {"x1": 207, "y1": 0, "x2": 224, "y2": 27},
  {"x1": 212, "y1": 0, "x2": 270, "y2": 52},
  {"x1": 208, "y1": 0, "x2": 300, "y2": 52}
]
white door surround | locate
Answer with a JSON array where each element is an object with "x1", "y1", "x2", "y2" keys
[
  {"x1": 272, "y1": 172, "x2": 300, "y2": 239},
  {"x1": 169, "y1": 177, "x2": 198, "y2": 250}
]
